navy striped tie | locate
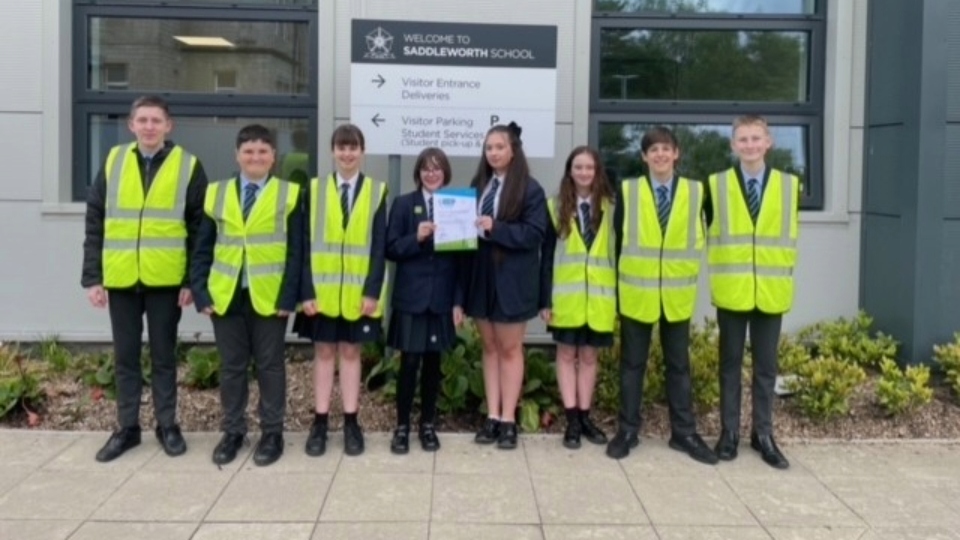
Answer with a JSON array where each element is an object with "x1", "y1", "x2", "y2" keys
[
  {"x1": 242, "y1": 183, "x2": 259, "y2": 221},
  {"x1": 428, "y1": 195, "x2": 434, "y2": 221},
  {"x1": 340, "y1": 183, "x2": 350, "y2": 228},
  {"x1": 656, "y1": 185, "x2": 670, "y2": 231},
  {"x1": 580, "y1": 201, "x2": 593, "y2": 248},
  {"x1": 480, "y1": 178, "x2": 500, "y2": 217},
  {"x1": 747, "y1": 179, "x2": 760, "y2": 222}
]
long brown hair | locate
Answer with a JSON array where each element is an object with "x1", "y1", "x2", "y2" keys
[
  {"x1": 470, "y1": 123, "x2": 530, "y2": 221},
  {"x1": 556, "y1": 146, "x2": 613, "y2": 240}
]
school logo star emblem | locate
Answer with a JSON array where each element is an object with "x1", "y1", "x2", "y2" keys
[{"x1": 364, "y1": 27, "x2": 395, "y2": 60}]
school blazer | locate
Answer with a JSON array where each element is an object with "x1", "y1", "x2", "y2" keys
[
  {"x1": 385, "y1": 191, "x2": 464, "y2": 314},
  {"x1": 474, "y1": 178, "x2": 548, "y2": 317}
]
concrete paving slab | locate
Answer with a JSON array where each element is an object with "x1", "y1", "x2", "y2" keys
[
  {"x1": 617, "y1": 437, "x2": 724, "y2": 478},
  {"x1": 523, "y1": 435, "x2": 624, "y2": 477},
  {"x1": 320, "y1": 472, "x2": 432, "y2": 522},
  {"x1": 821, "y1": 476, "x2": 960, "y2": 529},
  {"x1": 42, "y1": 433, "x2": 158, "y2": 472},
  {"x1": 312, "y1": 522, "x2": 429, "y2": 540},
  {"x1": 206, "y1": 472, "x2": 330, "y2": 522},
  {"x1": 725, "y1": 475, "x2": 865, "y2": 528},
  {"x1": 0, "y1": 466, "x2": 30, "y2": 497},
  {"x1": 0, "y1": 470, "x2": 129, "y2": 520},
  {"x1": 655, "y1": 525, "x2": 774, "y2": 539},
  {"x1": 716, "y1": 449, "x2": 812, "y2": 478},
  {"x1": 0, "y1": 431, "x2": 78, "y2": 468},
  {"x1": 67, "y1": 521, "x2": 197, "y2": 540},
  {"x1": 765, "y1": 526, "x2": 866, "y2": 540},
  {"x1": 790, "y1": 443, "x2": 899, "y2": 479},
  {"x1": 141, "y1": 432, "x2": 250, "y2": 473},
  {"x1": 192, "y1": 522, "x2": 315, "y2": 540},
  {"x1": 629, "y1": 474, "x2": 757, "y2": 527},
  {"x1": 336, "y1": 432, "x2": 435, "y2": 474},
  {"x1": 533, "y1": 473, "x2": 648, "y2": 525},
  {"x1": 434, "y1": 434, "x2": 529, "y2": 476},
  {"x1": 875, "y1": 444, "x2": 960, "y2": 481},
  {"x1": 0, "y1": 520, "x2": 78, "y2": 540},
  {"x1": 429, "y1": 523, "x2": 544, "y2": 539},
  {"x1": 860, "y1": 527, "x2": 960, "y2": 540},
  {"x1": 431, "y1": 473, "x2": 539, "y2": 524},
  {"x1": 541, "y1": 525, "x2": 658, "y2": 540},
  {"x1": 91, "y1": 471, "x2": 230, "y2": 522}
]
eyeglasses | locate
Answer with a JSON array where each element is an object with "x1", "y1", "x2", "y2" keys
[{"x1": 420, "y1": 168, "x2": 444, "y2": 176}]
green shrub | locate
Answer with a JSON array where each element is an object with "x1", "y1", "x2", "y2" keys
[
  {"x1": 786, "y1": 355, "x2": 866, "y2": 421},
  {"x1": 38, "y1": 336, "x2": 72, "y2": 374},
  {"x1": 797, "y1": 311, "x2": 898, "y2": 369},
  {"x1": 519, "y1": 347, "x2": 560, "y2": 433},
  {"x1": 438, "y1": 330, "x2": 484, "y2": 414},
  {"x1": 778, "y1": 333, "x2": 814, "y2": 374},
  {"x1": 184, "y1": 347, "x2": 221, "y2": 389},
  {"x1": 933, "y1": 333, "x2": 960, "y2": 398},
  {"x1": 688, "y1": 319, "x2": 721, "y2": 411},
  {"x1": 76, "y1": 351, "x2": 116, "y2": 400},
  {"x1": 0, "y1": 342, "x2": 43, "y2": 419},
  {"x1": 876, "y1": 357, "x2": 933, "y2": 415}
]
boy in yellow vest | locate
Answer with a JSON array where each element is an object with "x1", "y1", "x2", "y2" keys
[
  {"x1": 191, "y1": 124, "x2": 304, "y2": 467},
  {"x1": 706, "y1": 115, "x2": 799, "y2": 470},
  {"x1": 82, "y1": 95, "x2": 207, "y2": 462},
  {"x1": 608, "y1": 126, "x2": 717, "y2": 465}
]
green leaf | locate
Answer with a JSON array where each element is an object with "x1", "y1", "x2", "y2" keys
[{"x1": 519, "y1": 401, "x2": 540, "y2": 433}]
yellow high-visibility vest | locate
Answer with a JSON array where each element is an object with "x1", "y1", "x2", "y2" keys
[
  {"x1": 707, "y1": 168, "x2": 799, "y2": 314},
  {"x1": 102, "y1": 143, "x2": 195, "y2": 288},
  {"x1": 618, "y1": 177, "x2": 704, "y2": 323},
  {"x1": 546, "y1": 198, "x2": 617, "y2": 332},
  {"x1": 309, "y1": 175, "x2": 387, "y2": 320},
  {"x1": 204, "y1": 177, "x2": 297, "y2": 316}
]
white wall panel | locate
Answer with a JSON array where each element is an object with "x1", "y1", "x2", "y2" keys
[
  {"x1": 0, "y1": 1, "x2": 43, "y2": 112},
  {"x1": 0, "y1": 114, "x2": 43, "y2": 201}
]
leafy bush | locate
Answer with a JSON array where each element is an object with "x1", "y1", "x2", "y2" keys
[
  {"x1": 184, "y1": 347, "x2": 221, "y2": 389},
  {"x1": 934, "y1": 333, "x2": 960, "y2": 400},
  {"x1": 876, "y1": 357, "x2": 933, "y2": 415},
  {"x1": 438, "y1": 326, "x2": 484, "y2": 414},
  {"x1": 38, "y1": 336, "x2": 72, "y2": 374},
  {"x1": 596, "y1": 320, "x2": 665, "y2": 412},
  {"x1": 688, "y1": 319, "x2": 721, "y2": 411},
  {"x1": 75, "y1": 351, "x2": 116, "y2": 400},
  {"x1": 786, "y1": 355, "x2": 866, "y2": 421},
  {"x1": 518, "y1": 348, "x2": 560, "y2": 433},
  {"x1": 797, "y1": 311, "x2": 898, "y2": 369},
  {"x1": 0, "y1": 342, "x2": 43, "y2": 419},
  {"x1": 778, "y1": 333, "x2": 814, "y2": 374}
]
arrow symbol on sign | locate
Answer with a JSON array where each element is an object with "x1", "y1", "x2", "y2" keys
[
  {"x1": 371, "y1": 113, "x2": 385, "y2": 127},
  {"x1": 371, "y1": 74, "x2": 386, "y2": 88}
]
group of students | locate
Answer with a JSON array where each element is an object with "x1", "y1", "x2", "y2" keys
[{"x1": 82, "y1": 95, "x2": 798, "y2": 471}]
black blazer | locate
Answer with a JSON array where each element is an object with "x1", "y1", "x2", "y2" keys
[
  {"x1": 386, "y1": 190, "x2": 464, "y2": 314},
  {"x1": 190, "y1": 177, "x2": 304, "y2": 315},
  {"x1": 300, "y1": 173, "x2": 388, "y2": 304},
  {"x1": 470, "y1": 177, "x2": 548, "y2": 317}
]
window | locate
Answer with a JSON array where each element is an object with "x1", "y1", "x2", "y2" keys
[
  {"x1": 591, "y1": 0, "x2": 826, "y2": 209},
  {"x1": 72, "y1": 1, "x2": 318, "y2": 200}
]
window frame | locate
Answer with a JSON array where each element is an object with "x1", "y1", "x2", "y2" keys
[
  {"x1": 589, "y1": 2, "x2": 827, "y2": 210},
  {"x1": 71, "y1": 1, "x2": 319, "y2": 201}
]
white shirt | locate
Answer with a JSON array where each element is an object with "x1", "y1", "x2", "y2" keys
[
  {"x1": 478, "y1": 174, "x2": 506, "y2": 217},
  {"x1": 336, "y1": 171, "x2": 359, "y2": 212},
  {"x1": 577, "y1": 195, "x2": 591, "y2": 231}
]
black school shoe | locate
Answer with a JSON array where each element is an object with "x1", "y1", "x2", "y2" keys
[
  {"x1": 563, "y1": 420, "x2": 582, "y2": 450},
  {"x1": 390, "y1": 426, "x2": 410, "y2": 455},
  {"x1": 474, "y1": 418, "x2": 500, "y2": 444},
  {"x1": 497, "y1": 422, "x2": 518, "y2": 450},
  {"x1": 212, "y1": 432, "x2": 245, "y2": 465},
  {"x1": 605, "y1": 430, "x2": 640, "y2": 459},
  {"x1": 419, "y1": 423, "x2": 441, "y2": 452},
  {"x1": 579, "y1": 415, "x2": 608, "y2": 445},
  {"x1": 155, "y1": 424, "x2": 187, "y2": 457},
  {"x1": 95, "y1": 426, "x2": 142, "y2": 463},
  {"x1": 344, "y1": 422, "x2": 365, "y2": 456},
  {"x1": 253, "y1": 432, "x2": 284, "y2": 467},
  {"x1": 305, "y1": 419, "x2": 328, "y2": 457}
]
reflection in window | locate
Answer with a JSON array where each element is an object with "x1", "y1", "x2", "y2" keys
[
  {"x1": 87, "y1": 115, "x2": 312, "y2": 186},
  {"x1": 599, "y1": 123, "x2": 807, "y2": 193},
  {"x1": 98, "y1": 63, "x2": 129, "y2": 90},
  {"x1": 599, "y1": 29, "x2": 809, "y2": 102},
  {"x1": 594, "y1": 0, "x2": 816, "y2": 15},
  {"x1": 87, "y1": 17, "x2": 310, "y2": 95}
]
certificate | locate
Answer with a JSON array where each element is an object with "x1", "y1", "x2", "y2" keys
[{"x1": 432, "y1": 188, "x2": 478, "y2": 251}]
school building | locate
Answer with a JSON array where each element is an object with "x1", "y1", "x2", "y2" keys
[{"x1": 0, "y1": 0, "x2": 956, "y2": 364}]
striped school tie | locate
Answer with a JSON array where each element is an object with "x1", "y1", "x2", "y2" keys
[
  {"x1": 747, "y1": 178, "x2": 760, "y2": 222},
  {"x1": 656, "y1": 185, "x2": 670, "y2": 231},
  {"x1": 242, "y1": 183, "x2": 259, "y2": 221},
  {"x1": 579, "y1": 201, "x2": 594, "y2": 248},
  {"x1": 480, "y1": 178, "x2": 500, "y2": 217},
  {"x1": 340, "y1": 183, "x2": 350, "y2": 228},
  {"x1": 428, "y1": 195, "x2": 434, "y2": 221}
]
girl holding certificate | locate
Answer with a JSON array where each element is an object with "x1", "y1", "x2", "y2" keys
[
  {"x1": 539, "y1": 146, "x2": 615, "y2": 449},
  {"x1": 296, "y1": 124, "x2": 387, "y2": 458},
  {"x1": 466, "y1": 122, "x2": 548, "y2": 449},
  {"x1": 385, "y1": 147, "x2": 465, "y2": 454}
]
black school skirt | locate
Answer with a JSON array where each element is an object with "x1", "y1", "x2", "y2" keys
[
  {"x1": 293, "y1": 313, "x2": 382, "y2": 344},
  {"x1": 549, "y1": 325, "x2": 614, "y2": 348},
  {"x1": 386, "y1": 310, "x2": 457, "y2": 353}
]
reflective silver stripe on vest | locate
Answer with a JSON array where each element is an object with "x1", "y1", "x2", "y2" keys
[
  {"x1": 103, "y1": 237, "x2": 184, "y2": 250},
  {"x1": 312, "y1": 274, "x2": 366, "y2": 286},
  {"x1": 714, "y1": 170, "x2": 795, "y2": 247},
  {"x1": 312, "y1": 245, "x2": 370, "y2": 257},
  {"x1": 211, "y1": 260, "x2": 239, "y2": 276},
  {"x1": 621, "y1": 178, "x2": 701, "y2": 258},
  {"x1": 248, "y1": 263, "x2": 285, "y2": 277},
  {"x1": 106, "y1": 145, "x2": 193, "y2": 220},
  {"x1": 709, "y1": 264, "x2": 793, "y2": 277},
  {"x1": 619, "y1": 275, "x2": 698, "y2": 288},
  {"x1": 553, "y1": 283, "x2": 617, "y2": 297}
]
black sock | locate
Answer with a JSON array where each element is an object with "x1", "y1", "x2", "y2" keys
[
  {"x1": 314, "y1": 412, "x2": 328, "y2": 425},
  {"x1": 344, "y1": 412, "x2": 358, "y2": 426},
  {"x1": 579, "y1": 409, "x2": 591, "y2": 422},
  {"x1": 565, "y1": 408, "x2": 579, "y2": 424}
]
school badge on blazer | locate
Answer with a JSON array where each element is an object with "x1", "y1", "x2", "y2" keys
[{"x1": 414, "y1": 205, "x2": 423, "y2": 215}]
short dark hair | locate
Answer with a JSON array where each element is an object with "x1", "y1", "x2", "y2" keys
[
  {"x1": 236, "y1": 124, "x2": 275, "y2": 149},
  {"x1": 413, "y1": 147, "x2": 452, "y2": 188},
  {"x1": 640, "y1": 126, "x2": 680, "y2": 155},
  {"x1": 129, "y1": 95, "x2": 170, "y2": 118},
  {"x1": 330, "y1": 123, "x2": 365, "y2": 150}
]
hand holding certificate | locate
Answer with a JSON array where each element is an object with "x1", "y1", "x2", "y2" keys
[{"x1": 432, "y1": 187, "x2": 478, "y2": 251}]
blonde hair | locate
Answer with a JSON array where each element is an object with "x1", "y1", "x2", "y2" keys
[{"x1": 732, "y1": 115, "x2": 769, "y2": 133}]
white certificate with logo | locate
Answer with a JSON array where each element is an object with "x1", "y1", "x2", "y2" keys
[{"x1": 432, "y1": 188, "x2": 477, "y2": 251}]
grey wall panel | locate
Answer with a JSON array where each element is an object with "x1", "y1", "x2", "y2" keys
[
  {"x1": 863, "y1": 125, "x2": 910, "y2": 216},
  {"x1": 865, "y1": 0, "x2": 909, "y2": 126},
  {"x1": 939, "y1": 221, "x2": 960, "y2": 341},
  {"x1": 946, "y1": 0, "x2": 960, "y2": 121},
  {"x1": 861, "y1": 213, "x2": 916, "y2": 355},
  {"x1": 945, "y1": 124, "x2": 960, "y2": 218}
]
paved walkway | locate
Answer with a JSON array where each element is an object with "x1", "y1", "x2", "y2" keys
[{"x1": 1, "y1": 430, "x2": 959, "y2": 540}]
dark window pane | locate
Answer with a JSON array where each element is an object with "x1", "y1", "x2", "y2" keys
[
  {"x1": 599, "y1": 29, "x2": 809, "y2": 102},
  {"x1": 599, "y1": 122, "x2": 808, "y2": 193},
  {"x1": 88, "y1": 17, "x2": 311, "y2": 95},
  {"x1": 88, "y1": 114, "x2": 312, "y2": 185},
  {"x1": 594, "y1": 0, "x2": 816, "y2": 15},
  {"x1": 90, "y1": 0, "x2": 318, "y2": 5}
]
